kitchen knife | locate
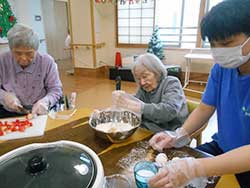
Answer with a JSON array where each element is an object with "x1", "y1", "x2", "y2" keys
[{"x1": 17, "y1": 105, "x2": 30, "y2": 114}]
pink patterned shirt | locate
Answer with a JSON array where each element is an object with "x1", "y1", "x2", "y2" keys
[{"x1": 0, "y1": 51, "x2": 62, "y2": 107}]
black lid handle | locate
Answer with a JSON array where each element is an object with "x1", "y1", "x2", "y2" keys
[{"x1": 26, "y1": 155, "x2": 48, "y2": 176}]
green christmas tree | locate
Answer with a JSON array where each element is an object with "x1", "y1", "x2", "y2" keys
[
  {"x1": 0, "y1": 0, "x2": 17, "y2": 38},
  {"x1": 147, "y1": 26, "x2": 165, "y2": 60}
]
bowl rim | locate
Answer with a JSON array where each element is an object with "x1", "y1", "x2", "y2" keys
[{"x1": 88, "y1": 109, "x2": 141, "y2": 134}]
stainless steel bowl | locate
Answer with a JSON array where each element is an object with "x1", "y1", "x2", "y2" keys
[{"x1": 89, "y1": 110, "x2": 141, "y2": 143}]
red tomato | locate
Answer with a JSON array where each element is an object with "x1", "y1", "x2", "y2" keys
[
  {"x1": 0, "y1": 118, "x2": 32, "y2": 136},
  {"x1": 19, "y1": 126, "x2": 25, "y2": 132},
  {"x1": 0, "y1": 129, "x2": 4, "y2": 136}
]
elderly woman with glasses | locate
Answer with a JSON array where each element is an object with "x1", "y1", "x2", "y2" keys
[
  {"x1": 0, "y1": 23, "x2": 63, "y2": 118},
  {"x1": 112, "y1": 53, "x2": 188, "y2": 132}
]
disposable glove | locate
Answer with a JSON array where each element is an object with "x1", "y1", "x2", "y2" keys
[
  {"x1": 112, "y1": 90, "x2": 144, "y2": 115},
  {"x1": 2, "y1": 92, "x2": 22, "y2": 113},
  {"x1": 90, "y1": 108, "x2": 105, "y2": 120},
  {"x1": 149, "y1": 157, "x2": 207, "y2": 188},
  {"x1": 149, "y1": 127, "x2": 191, "y2": 151},
  {"x1": 32, "y1": 97, "x2": 49, "y2": 115}
]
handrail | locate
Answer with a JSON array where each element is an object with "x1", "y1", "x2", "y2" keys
[{"x1": 71, "y1": 42, "x2": 105, "y2": 49}]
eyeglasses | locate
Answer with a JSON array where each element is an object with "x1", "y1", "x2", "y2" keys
[{"x1": 12, "y1": 49, "x2": 35, "y2": 59}]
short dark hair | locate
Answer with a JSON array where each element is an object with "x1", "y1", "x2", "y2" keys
[{"x1": 201, "y1": 0, "x2": 250, "y2": 42}]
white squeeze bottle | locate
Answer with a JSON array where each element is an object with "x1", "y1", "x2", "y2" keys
[{"x1": 69, "y1": 92, "x2": 77, "y2": 109}]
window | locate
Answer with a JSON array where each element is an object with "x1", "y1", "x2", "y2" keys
[
  {"x1": 207, "y1": 0, "x2": 224, "y2": 10},
  {"x1": 155, "y1": 0, "x2": 201, "y2": 48},
  {"x1": 116, "y1": 0, "x2": 223, "y2": 48},
  {"x1": 117, "y1": 1, "x2": 154, "y2": 47}
]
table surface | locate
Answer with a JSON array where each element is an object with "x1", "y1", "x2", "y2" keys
[{"x1": 0, "y1": 108, "x2": 218, "y2": 188}]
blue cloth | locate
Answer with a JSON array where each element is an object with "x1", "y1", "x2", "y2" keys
[{"x1": 202, "y1": 64, "x2": 250, "y2": 152}]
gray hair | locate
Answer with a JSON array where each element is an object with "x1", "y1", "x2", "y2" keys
[
  {"x1": 132, "y1": 53, "x2": 167, "y2": 83},
  {"x1": 7, "y1": 23, "x2": 39, "y2": 50}
]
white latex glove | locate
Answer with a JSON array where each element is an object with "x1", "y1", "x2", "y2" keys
[
  {"x1": 112, "y1": 90, "x2": 144, "y2": 115},
  {"x1": 149, "y1": 157, "x2": 206, "y2": 188},
  {"x1": 90, "y1": 109, "x2": 104, "y2": 120},
  {"x1": 149, "y1": 127, "x2": 191, "y2": 152},
  {"x1": 2, "y1": 92, "x2": 22, "y2": 112},
  {"x1": 32, "y1": 97, "x2": 49, "y2": 115},
  {"x1": 112, "y1": 90, "x2": 125, "y2": 107}
]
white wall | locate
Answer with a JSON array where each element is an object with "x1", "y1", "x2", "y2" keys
[
  {"x1": 0, "y1": 44, "x2": 9, "y2": 54},
  {"x1": 95, "y1": 3, "x2": 110, "y2": 68},
  {"x1": 14, "y1": 0, "x2": 47, "y2": 54},
  {"x1": 70, "y1": 0, "x2": 94, "y2": 68},
  {"x1": 41, "y1": 0, "x2": 70, "y2": 60},
  {"x1": 94, "y1": 2, "x2": 213, "y2": 73}
]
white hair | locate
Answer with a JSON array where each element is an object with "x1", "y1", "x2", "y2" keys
[
  {"x1": 7, "y1": 23, "x2": 39, "y2": 50},
  {"x1": 132, "y1": 53, "x2": 167, "y2": 83}
]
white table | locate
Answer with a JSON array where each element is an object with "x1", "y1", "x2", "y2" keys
[{"x1": 183, "y1": 53, "x2": 213, "y2": 90}]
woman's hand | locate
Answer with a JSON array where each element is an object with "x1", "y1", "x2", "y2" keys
[
  {"x1": 3, "y1": 92, "x2": 22, "y2": 113},
  {"x1": 112, "y1": 90, "x2": 144, "y2": 115},
  {"x1": 32, "y1": 97, "x2": 49, "y2": 115}
]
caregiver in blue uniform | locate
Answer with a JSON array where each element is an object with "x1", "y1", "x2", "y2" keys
[{"x1": 148, "y1": 0, "x2": 250, "y2": 187}]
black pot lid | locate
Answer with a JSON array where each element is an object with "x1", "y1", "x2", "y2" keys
[{"x1": 0, "y1": 142, "x2": 98, "y2": 188}]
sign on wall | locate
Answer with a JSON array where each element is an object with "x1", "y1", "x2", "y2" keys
[{"x1": 95, "y1": 0, "x2": 154, "y2": 5}]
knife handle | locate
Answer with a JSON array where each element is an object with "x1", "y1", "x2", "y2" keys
[{"x1": 65, "y1": 95, "x2": 70, "y2": 110}]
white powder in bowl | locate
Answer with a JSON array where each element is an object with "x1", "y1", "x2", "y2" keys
[{"x1": 95, "y1": 122, "x2": 134, "y2": 133}]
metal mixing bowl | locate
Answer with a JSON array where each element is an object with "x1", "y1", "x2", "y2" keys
[{"x1": 89, "y1": 110, "x2": 141, "y2": 143}]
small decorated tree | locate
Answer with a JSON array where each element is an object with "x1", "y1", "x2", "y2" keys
[
  {"x1": 147, "y1": 26, "x2": 165, "y2": 61},
  {"x1": 0, "y1": 0, "x2": 17, "y2": 38}
]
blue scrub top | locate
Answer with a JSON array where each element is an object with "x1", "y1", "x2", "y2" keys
[{"x1": 202, "y1": 64, "x2": 250, "y2": 152}]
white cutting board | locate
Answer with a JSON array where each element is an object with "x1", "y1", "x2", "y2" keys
[{"x1": 0, "y1": 115, "x2": 48, "y2": 140}]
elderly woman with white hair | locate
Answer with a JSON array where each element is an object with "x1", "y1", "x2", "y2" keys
[
  {"x1": 0, "y1": 23, "x2": 62, "y2": 118},
  {"x1": 112, "y1": 53, "x2": 188, "y2": 132}
]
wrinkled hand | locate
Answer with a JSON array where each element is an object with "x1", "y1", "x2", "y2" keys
[
  {"x1": 32, "y1": 97, "x2": 49, "y2": 115},
  {"x1": 149, "y1": 157, "x2": 206, "y2": 188},
  {"x1": 3, "y1": 92, "x2": 22, "y2": 112},
  {"x1": 112, "y1": 90, "x2": 143, "y2": 115},
  {"x1": 149, "y1": 127, "x2": 190, "y2": 152}
]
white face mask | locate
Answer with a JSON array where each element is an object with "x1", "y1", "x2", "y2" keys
[{"x1": 211, "y1": 37, "x2": 250, "y2": 68}]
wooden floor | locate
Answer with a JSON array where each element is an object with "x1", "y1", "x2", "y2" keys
[
  {"x1": 57, "y1": 59, "x2": 216, "y2": 145},
  {"x1": 58, "y1": 59, "x2": 138, "y2": 110},
  {"x1": 58, "y1": 59, "x2": 205, "y2": 109}
]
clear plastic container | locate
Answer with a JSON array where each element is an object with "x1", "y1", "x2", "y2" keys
[{"x1": 103, "y1": 174, "x2": 131, "y2": 188}]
